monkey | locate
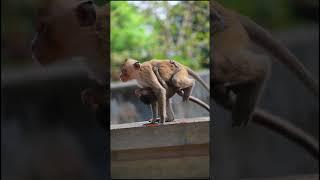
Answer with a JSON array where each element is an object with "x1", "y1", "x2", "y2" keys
[
  {"x1": 211, "y1": 1, "x2": 319, "y2": 127},
  {"x1": 31, "y1": 0, "x2": 109, "y2": 118},
  {"x1": 120, "y1": 58, "x2": 210, "y2": 124},
  {"x1": 134, "y1": 64, "x2": 210, "y2": 123},
  {"x1": 32, "y1": 0, "x2": 108, "y2": 84},
  {"x1": 31, "y1": 0, "x2": 109, "y2": 129}
]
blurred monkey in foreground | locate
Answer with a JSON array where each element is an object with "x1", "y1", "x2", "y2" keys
[
  {"x1": 211, "y1": 1, "x2": 318, "y2": 126},
  {"x1": 31, "y1": 0, "x2": 108, "y2": 126}
]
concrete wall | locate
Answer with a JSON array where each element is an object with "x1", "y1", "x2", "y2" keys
[{"x1": 111, "y1": 117, "x2": 209, "y2": 179}]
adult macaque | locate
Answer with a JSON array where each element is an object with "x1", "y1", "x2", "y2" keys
[
  {"x1": 120, "y1": 59, "x2": 209, "y2": 123},
  {"x1": 211, "y1": 1, "x2": 319, "y2": 127}
]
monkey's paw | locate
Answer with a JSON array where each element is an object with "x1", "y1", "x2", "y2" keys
[{"x1": 148, "y1": 118, "x2": 160, "y2": 123}]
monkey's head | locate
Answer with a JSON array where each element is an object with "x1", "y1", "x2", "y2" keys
[
  {"x1": 31, "y1": 0, "x2": 98, "y2": 65},
  {"x1": 119, "y1": 58, "x2": 141, "y2": 82}
]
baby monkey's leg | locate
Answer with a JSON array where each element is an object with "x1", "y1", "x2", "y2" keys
[
  {"x1": 153, "y1": 66, "x2": 168, "y2": 89},
  {"x1": 172, "y1": 69, "x2": 195, "y2": 102}
]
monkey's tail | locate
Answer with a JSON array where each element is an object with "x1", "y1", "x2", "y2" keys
[
  {"x1": 239, "y1": 15, "x2": 319, "y2": 96},
  {"x1": 177, "y1": 91, "x2": 210, "y2": 111},
  {"x1": 186, "y1": 68, "x2": 210, "y2": 92}
]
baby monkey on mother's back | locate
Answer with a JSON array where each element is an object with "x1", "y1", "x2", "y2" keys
[{"x1": 120, "y1": 59, "x2": 209, "y2": 124}]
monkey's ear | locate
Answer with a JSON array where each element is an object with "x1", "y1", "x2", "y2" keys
[
  {"x1": 75, "y1": 1, "x2": 96, "y2": 27},
  {"x1": 134, "y1": 62, "x2": 141, "y2": 69}
]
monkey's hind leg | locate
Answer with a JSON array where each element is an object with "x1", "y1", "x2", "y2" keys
[
  {"x1": 172, "y1": 70, "x2": 195, "y2": 102},
  {"x1": 166, "y1": 98, "x2": 175, "y2": 122},
  {"x1": 181, "y1": 81, "x2": 195, "y2": 102},
  {"x1": 231, "y1": 80, "x2": 265, "y2": 127}
]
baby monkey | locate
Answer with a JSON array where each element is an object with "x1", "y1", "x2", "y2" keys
[{"x1": 120, "y1": 58, "x2": 209, "y2": 123}]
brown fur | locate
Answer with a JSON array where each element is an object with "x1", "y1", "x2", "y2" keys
[
  {"x1": 120, "y1": 58, "x2": 209, "y2": 123},
  {"x1": 212, "y1": 1, "x2": 318, "y2": 126},
  {"x1": 135, "y1": 67, "x2": 210, "y2": 123},
  {"x1": 31, "y1": 0, "x2": 108, "y2": 110}
]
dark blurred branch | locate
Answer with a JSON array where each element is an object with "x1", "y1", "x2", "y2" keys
[
  {"x1": 252, "y1": 108, "x2": 319, "y2": 159},
  {"x1": 213, "y1": 87, "x2": 319, "y2": 159}
]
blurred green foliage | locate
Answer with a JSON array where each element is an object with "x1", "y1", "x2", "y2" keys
[
  {"x1": 219, "y1": 0, "x2": 300, "y2": 29},
  {"x1": 111, "y1": 1, "x2": 210, "y2": 80},
  {"x1": 1, "y1": 0, "x2": 316, "y2": 69}
]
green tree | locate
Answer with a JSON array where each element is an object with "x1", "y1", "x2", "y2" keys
[{"x1": 111, "y1": 1, "x2": 210, "y2": 81}]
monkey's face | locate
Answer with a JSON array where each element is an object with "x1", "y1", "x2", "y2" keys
[
  {"x1": 119, "y1": 59, "x2": 141, "y2": 82},
  {"x1": 31, "y1": 0, "x2": 98, "y2": 65}
]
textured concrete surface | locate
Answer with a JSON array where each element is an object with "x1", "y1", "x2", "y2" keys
[{"x1": 111, "y1": 117, "x2": 209, "y2": 179}]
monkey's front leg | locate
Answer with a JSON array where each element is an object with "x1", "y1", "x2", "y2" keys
[
  {"x1": 166, "y1": 98, "x2": 175, "y2": 122},
  {"x1": 150, "y1": 101, "x2": 159, "y2": 124},
  {"x1": 154, "y1": 87, "x2": 167, "y2": 124},
  {"x1": 232, "y1": 80, "x2": 265, "y2": 127}
]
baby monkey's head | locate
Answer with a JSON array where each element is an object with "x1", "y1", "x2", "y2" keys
[{"x1": 119, "y1": 58, "x2": 141, "y2": 82}]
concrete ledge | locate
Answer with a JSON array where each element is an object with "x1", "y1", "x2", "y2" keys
[
  {"x1": 242, "y1": 174, "x2": 318, "y2": 180},
  {"x1": 111, "y1": 117, "x2": 209, "y2": 150},
  {"x1": 111, "y1": 117, "x2": 209, "y2": 179}
]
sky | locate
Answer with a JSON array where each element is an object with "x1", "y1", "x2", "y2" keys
[{"x1": 128, "y1": 1, "x2": 181, "y2": 20}]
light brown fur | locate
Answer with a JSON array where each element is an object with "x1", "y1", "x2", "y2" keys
[
  {"x1": 134, "y1": 64, "x2": 210, "y2": 123},
  {"x1": 120, "y1": 58, "x2": 209, "y2": 123}
]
